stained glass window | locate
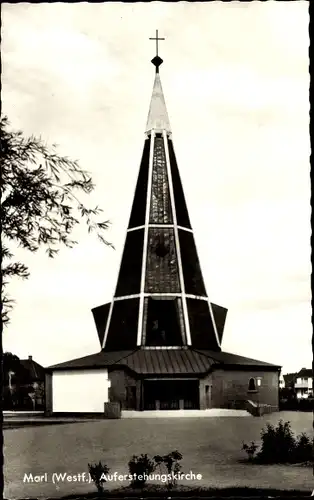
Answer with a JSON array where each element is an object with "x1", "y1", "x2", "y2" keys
[
  {"x1": 143, "y1": 297, "x2": 185, "y2": 346},
  {"x1": 149, "y1": 136, "x2": 173, "y2": 224},
  {"x1": 145, "y1": 228, "x2": 180, "y2": 293}
]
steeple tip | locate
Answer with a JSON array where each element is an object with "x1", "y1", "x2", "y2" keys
[
  {"x1": 145, "y1": 72, "x2": 171, "y2": 135},
  {"x1": 151, "y1": 55, "x2": 163, "y2": 73},
  {"x1": 146, "y1": 30, "x2": 170, "y2": 134},
  {"x1": 149, "y1": 30, "x2": 165, "y2": 74}
]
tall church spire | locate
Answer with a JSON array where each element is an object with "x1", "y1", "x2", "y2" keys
[{"x1": 92, "y1": 35, "x2": 227, "y2": 353}]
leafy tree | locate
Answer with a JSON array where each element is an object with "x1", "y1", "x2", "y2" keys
[
  {"x1": 1, "y1": 116, "x2": 113, "y2": 325},
  {"x1": 2, "y1": 351, "x2": 22, "y2": 382}
]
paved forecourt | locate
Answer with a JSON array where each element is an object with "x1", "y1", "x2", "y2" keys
[{"x1": 4, "y1": 412, "x2": 312, "y2": 498}]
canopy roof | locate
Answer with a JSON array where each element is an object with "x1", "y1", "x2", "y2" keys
[{"x1": 48, "y1": 348, "x2": 281, "y2": 375}]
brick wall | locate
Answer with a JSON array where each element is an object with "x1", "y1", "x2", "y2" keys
[
  {"x1": 108, "y1": 369, "x2": 137, "y2": 410},
  {"x1": 108, "y1": 368, "x2": 279, "y2": 411},
  {"x1": 211, "y1": 369, "x2": 279, "y2": 409}
]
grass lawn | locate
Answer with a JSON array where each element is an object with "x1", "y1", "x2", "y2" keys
[{"x1": 4, "y1": 411, "x2": 313, "y2": 499}]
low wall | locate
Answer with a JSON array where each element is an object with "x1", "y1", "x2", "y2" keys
[
  {"x1": 3, "y1": 411, "x2": 45, "y2": 419},
  {"x1": 104, "y1": 402, "x2": 121, "y2": 419},
  {"x1": 245, "y1": 400, "x2": 278, "y2": 417}
]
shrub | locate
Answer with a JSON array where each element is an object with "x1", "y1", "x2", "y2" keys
[
  {"x1": 293, "y1": 432, "x2": 313, "y2": 463},
  {"x1": 128, "y1": 454, "x2": 155, "y2": 489},
  {"x1": 153, "y1": 450, "x2": 183, "y2": 489},
  {"x1": 242, "y1": 420, "x2": 313, "y2": 464},
  {"x1": 258, "y1": 420, "x2": 296, "y2": 463},
  {"x1": 88, "y1": 462, "x2": 110, "y2": 494},
  {"x1": 242, "y1": 442, "x2": 258, "y2": 461}
]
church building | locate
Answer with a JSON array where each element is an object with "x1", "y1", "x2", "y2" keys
[{"x1": 46, "y1": 34, "x2": 281, "y2": 415}]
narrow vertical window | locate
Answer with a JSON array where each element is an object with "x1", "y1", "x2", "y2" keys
[
  {"x1": 149, "y1": 137, "x2": 173, "y2": 224},
  {"x1": 248, "y1": 378, "x2": 256, "y2": 391}
]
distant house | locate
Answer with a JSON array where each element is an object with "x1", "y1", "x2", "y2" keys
[
  {"x1": 20, "y1": 355, "x2": 45, "y2": 383},
  {"x1": 283, "y1": 372, "x2": 297, "y2": 389},
  {"x1": 279, "y1": 373, "x2": 285, "y2": 389},
  {"x1": 4, "y1": 355, "x2": 45, "y2": 410},
  {"x1": 294, "y1": 368, "x2": 313, "y2": 399}
]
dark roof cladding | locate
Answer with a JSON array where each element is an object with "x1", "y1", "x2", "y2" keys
[
  {"x1": 196, "y1": 350, "x2": 280, "y2": 368},
  {"x1": 297, "y1": 368, "x2": 312, "y2": 378},
  {"x1": 48, "y1": 348, "x2": 280, "y2": 375}
]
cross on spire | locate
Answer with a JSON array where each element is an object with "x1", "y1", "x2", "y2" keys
[
  {"x1": 149, "y1": 30, "x2": 165, "y2": 73},
  {"x1": 149, "y1": 29, "x2": 165, "y2": 57}
]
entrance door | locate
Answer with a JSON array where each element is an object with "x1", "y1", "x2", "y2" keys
[
  {"x1": 143, "y1": 380, "x2": 199, "y2": 410},
  {"x1": 159, "y1": 383, "x2": 180, "y2": 410},
  {"x1": 181, "y1": 381, "x2": 199, "y2": 409}
]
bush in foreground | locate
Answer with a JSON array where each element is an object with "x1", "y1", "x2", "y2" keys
[
  {"x1": 88, "y1": 450, "x2": 183, "y2": 492},
  {"x1": 88, "y1": 462, "x2": 110, "y2": 494},
  {"x1": 128, "y1": 454, "x2": 155, "y2": 489},
  {"x1": 153, "y1": 450, "x2": 183, "y2": 489}
]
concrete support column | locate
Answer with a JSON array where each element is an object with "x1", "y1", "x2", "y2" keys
[
  {"x1": 179, "y1": 399, "x2": 184, "y2": 410},
  {"x1": 156, "y1": 399, "x2": 160, "y2": 410},
  {"x1": 199, "y1": 379, "x2": 206, "y2": 410},
  {"x1": 45, "y1": 372, "x2": 53, "y2": 416},
  {"x1": 136, "y1": 381, "x2": 142, "y2": 411}
]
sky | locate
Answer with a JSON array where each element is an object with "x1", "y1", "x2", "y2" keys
[{"x1": 2, "y1": 2, "x2": 311, "y2": 374}]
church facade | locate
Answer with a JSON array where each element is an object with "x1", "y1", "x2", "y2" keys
[{"x1": 46, "y1": 40, "x2": 280, "y2": 415}]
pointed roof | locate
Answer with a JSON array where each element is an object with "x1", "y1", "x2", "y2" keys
[
  {"x1": 297, "y1": 368, "x2": 312, "y2": 378},
  {"x1": 145, "y1": 71, "x2": 171, "y2": 134},
  {"x1": 20, "y1": 356, "x2": 45, "y2": 381}
]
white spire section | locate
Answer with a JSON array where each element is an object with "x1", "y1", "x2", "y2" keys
[{"x1": 145, "y1": 72, "x2": 171, "y2": 135}]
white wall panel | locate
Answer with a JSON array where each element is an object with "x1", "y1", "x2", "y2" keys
[{"x1": 52, "y1": 369, "x2": 110, "y2": 413}]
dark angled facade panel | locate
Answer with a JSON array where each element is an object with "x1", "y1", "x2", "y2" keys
[
  {"x1": 167, "y1": 139, "x2": 191, "y2": 229},
  {"x1": 186, "y1": 299, "x2": 220, "y2": 351},
  {"x1": 104, "y1": 298, "x2": 139, "y2": 351},
  {"x1": 128, "y1": 138, "x2": 151, "y2": 229},
  {"x1": 178, "y1": 230, "x2": 206, "y2": 296},
  {"x1": 92, "y1": 303, "x2": 111, "y2": 346},
  {"x1": 145, "y1": 228, "x2": 180, "y2": 293},
  {"x1": 210, "y1": 303, "x2": 228, "y2": 344},
  {"x1": 115, "y1": 229, "x2": 144, "y2": 297},
  {"x1": 149, "y1": 137, "x2": 173, "y2": 224}
]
